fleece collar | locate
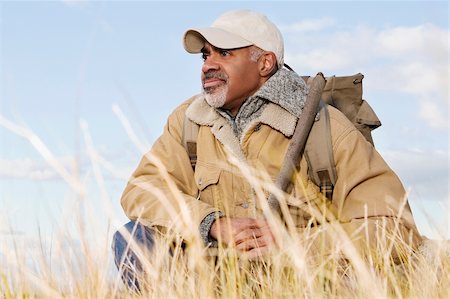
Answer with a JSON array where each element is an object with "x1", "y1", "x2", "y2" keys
[
  {"x1": 185, "y1": 95, "x2": 246, "y2": 160},
  {"x1": 253, "y1": 68, "x2": 308, "y2": 117},
  {"x1": 230, "y1": 68, "x2": 308, "y2": 139}
]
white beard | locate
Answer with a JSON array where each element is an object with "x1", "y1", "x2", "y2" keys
[{"x1": 203, "y1": 85, "x2": 228, "y2": 108}]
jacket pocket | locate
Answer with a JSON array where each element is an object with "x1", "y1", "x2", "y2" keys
[{"x1": 194, "y1": 162, "x2": 222, "y2": 208}]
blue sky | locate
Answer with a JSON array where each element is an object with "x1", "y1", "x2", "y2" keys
[{"x1": 0, "y1": 0, "x2": 448, "y2": 257}]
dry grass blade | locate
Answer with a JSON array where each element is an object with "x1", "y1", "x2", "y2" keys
[{"x1": 0, "y1": 111, "x2": 448, "y2": 299}]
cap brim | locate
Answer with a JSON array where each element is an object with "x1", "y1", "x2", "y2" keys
[{"x1": 183, "y1": 27, "x2": 253, "y2": 53}]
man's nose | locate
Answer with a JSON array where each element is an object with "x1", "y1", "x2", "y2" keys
[{"x1": 202, "y1": 55, "x2": 219, "y2": 73}]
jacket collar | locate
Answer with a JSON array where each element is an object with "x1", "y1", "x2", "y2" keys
[
  {"x1": 251, "y1": 68, "x2": 308, "y2": 118},
  {"x1": 186, "y1": 95, "x2": 298, "y2": 160},
  {"x1": 186, "y1": 95, "x2": 246, "y2": 160}
]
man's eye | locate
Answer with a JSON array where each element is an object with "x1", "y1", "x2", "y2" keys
[
  {"x1": 220, "y1": 50, "x2": 230, "y2": 56},
  {"x1": 201, "y1": 53, "x2": 208, "y2": 61}
]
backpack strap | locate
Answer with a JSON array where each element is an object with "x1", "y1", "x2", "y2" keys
[
  {"x1": 304, "y1": 102, "x2": 337, "y2": 201},
  {"x1": 182, "y1": 114, "x2": 199, "y2": 170}
]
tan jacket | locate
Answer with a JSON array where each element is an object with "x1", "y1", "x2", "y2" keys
[{"x1": 121, "y1": 94, "x2": 421, "y2": 255}]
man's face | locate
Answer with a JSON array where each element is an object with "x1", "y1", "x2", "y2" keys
[{"x1": 201, "y1": 43, "x2": 263, "y2": 115}]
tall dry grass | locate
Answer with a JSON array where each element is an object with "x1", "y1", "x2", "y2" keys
[{"x1": 0, "y1": 109, "x2": 449, "y2": 299}]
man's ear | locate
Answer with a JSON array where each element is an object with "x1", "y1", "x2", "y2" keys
[{"x1": 259, "y1": 52, "x2": 277, "y2": 77}]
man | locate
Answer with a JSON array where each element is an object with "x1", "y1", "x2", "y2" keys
[{"x1": 113, "y1": 10, "x2": 421, "y2": 288}]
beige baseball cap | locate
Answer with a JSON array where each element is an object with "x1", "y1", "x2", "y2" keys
[{"x1": 183, "y1": 10, "x2": 284, "y2": 67}]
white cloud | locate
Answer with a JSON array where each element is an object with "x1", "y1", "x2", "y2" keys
[
  {"x1": 376, "y1": 24, "x2": 448, "y2": 59},
  {"x1": 283, "y1": 23, "x2": 449, "y2": 129},
  {"x1": 370, "y1": 60, "x2": 448, "y2": 129},
  {"x1": 379, "y1": 148, "x2": 449, "y2": 238},
  {"x1": 0, "y1": 157, "x2": 76, "y2": 180},
  {"x1": 417, "y1": 95, "x2": 449, "y2": 129},
  {"x1": 375, "y1": 25, "x2": 448, "y2": 130},
  {"x1": 381, "y1": 149, "x2": 449, "y2": 203},
  {"x1": 0, "y1": 151, "x2": 131, "y2": 182},
  {"x1": 283, "y1": 25, "x2": 378, "y2": 72}
]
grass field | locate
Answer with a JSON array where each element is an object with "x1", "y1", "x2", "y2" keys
[
  {"x1": 1, "y1": 216, "x2": 449, "y2": 299},
  {"x1": 1, "y1": 154, "x2": 449, "y2": 299},
  {"x1": 1, "y1": 112, "x2": 448, "y2": 299}
]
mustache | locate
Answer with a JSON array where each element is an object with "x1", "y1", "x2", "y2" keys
[{"x1": 203, "y1": 71, "x2": 228, "y2": 81}]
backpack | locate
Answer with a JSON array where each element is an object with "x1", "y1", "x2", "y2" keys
[{"x1": 182, "y1": 73, "x2": 381, "y2": 200}]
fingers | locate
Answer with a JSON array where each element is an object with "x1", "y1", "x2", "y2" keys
[
  {"x1": 235, "y1": 232, "x2": 275, "y2": 252},
  {"x1": 211, "y1": 217, "x2": 256, "y2": 244},
  {"x1": 212, "y1": 218, "x2": 266, "y2": 242},
  {"x1": 211, "y1": 217, "x2": 276, "y2": 257},
  {"x1": 234, "y1": 225, "x2": 273, "y2": 244},
  {"x1": 234, "y1": 228, "x2": 261, "y2": 245}
]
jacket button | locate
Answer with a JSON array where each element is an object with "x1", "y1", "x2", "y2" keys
[
  {"x1": 198, "y1": 178, "x2": 203, "y2": 186},
  {"x1": 240, "y1": 202, "x2": 249, "y2": 209}
]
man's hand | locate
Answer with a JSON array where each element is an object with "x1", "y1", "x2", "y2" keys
[{"x1": 209, "y1": 217, "x2": 276, "y2": 259}]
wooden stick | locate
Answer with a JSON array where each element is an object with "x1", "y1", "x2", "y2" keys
[{"x1": 267, "y1": 72, "x2": 326, "y2": 214}]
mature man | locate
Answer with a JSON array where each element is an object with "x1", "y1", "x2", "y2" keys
[{"x1": 113, "y1": 10, "x2": 420, "y2": 288}]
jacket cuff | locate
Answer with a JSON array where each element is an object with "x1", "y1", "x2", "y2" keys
[{"x1": 199, "y1": 211, "x2": 224, "y2": 247}]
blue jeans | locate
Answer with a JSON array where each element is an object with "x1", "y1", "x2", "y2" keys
[{"x1": 112, "y1": 221, "x2": 155, "y2": 292}]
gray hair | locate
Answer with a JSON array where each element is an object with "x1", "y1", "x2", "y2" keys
[{"x1": 249, "y1": 46, "x2": 265, "y2": 62}]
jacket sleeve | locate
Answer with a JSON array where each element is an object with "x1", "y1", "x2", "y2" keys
[
  {"x1": 120, "y1": 101, "x2": 221, "y2": 241},
  {"x1": 300, "y1": 107, "x2": 421, "y2": 259}
]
